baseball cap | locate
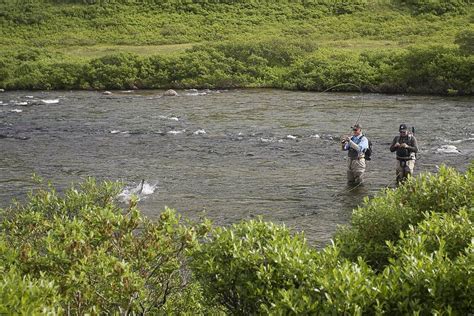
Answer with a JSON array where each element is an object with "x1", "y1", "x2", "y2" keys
[
  {"x1": 352, "y1": 123, "x2": 362, "y2": 130},
  {"x1": 399, "y1": 124, "x2": 407, "y2": 131}
]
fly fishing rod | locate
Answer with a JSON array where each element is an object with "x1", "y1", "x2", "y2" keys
[{"x1": 322, "y1": 82, "x2": 364, "y2": 129}]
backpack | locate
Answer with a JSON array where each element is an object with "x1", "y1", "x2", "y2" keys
[{"x1": 364, "y1": 136, "x2": 373, "y2": 161}]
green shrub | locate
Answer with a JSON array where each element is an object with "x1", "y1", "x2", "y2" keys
[
  {"x1": 1, "y1": 165, "x2": 472, "y2": 314},
  {"x1": 0, "y1": 266, "x2": 61, "y2": 315},
  {"x1": 393, "y1": 0, "x2": 471, "y2": 15},
  {"x1": 266, "y1": 252, "x2": 381, "y2": 315},
  {"x1": 378, "y1": 209, "x2": 473, "y2": 313},
  {"x1": 190, "y1": 220, "x2": 378, "y2": 315},
  {"x1": 335, "y1": 165, "x2": 474, "y2": 270},
  {"x1": 0, "y1": 178, "x2": 211, "y2": 314},
  {"x1": 281, "y1": 49, "x2": 380, "y2": 91},
  {"x1": 190, "y1": 218, "x2": 319, "y2": 314},
  {"x1": 86, "y1": 53, "x2": 143, "y2": 89},
  {"x1": 387, "y1": 45, "x2": 474, "y2": 95},
  {"x1": 455, "y1": 28, "x2": 474, "y2": 55}
]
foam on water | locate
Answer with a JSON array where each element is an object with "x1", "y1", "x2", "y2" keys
[
  {"x1": 41, "y1": 99, "x2": 60, "y2": 104},
  {"x1": 118, "y1": 180, "x2": 158, "y2": 202},
  {"x1": 159, "y1": 115, "x2": 179, "y2": 121},
  {"x1": 436, "y1": 145, "x2": 460, "y2": 154},
  {"x1": 193, "y1": 129, "x2": 206, "y2": 135},
  {"x1": 447, "y1": 138, "x2": 474, "y2": 144},
  {"x1": 167, "y1": 130, "x2": 185, "y2": 135}
]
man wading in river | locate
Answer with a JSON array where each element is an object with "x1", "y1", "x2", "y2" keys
[
  {"x1": 390, "y1": 123, "x2": 418, "y2": 185},
  {"x1": 341, "y1": 124, "x2": 368, "y2": 185}
]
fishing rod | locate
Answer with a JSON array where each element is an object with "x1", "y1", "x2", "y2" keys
[
  {"x1": 322, "y1": 82, "x2": 363, "y2": 94},
  {"x1": 322, "y1": 82, "x2": 365, "y2": 132}
]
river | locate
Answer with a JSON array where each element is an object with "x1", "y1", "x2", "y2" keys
[{"x1": 1, "y1": 89, "x2": 472, "y2": 245}]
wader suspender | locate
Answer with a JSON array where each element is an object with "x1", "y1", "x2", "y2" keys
[{"x1": 398, "y1": 135, "x2": 412, "y2": 167}]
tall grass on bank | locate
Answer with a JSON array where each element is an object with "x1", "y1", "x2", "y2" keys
[{"x1": 1, "y1": 0, "x2": 473, "y2": 94}]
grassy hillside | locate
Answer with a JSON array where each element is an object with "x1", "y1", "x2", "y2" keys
[{"x1": 1, "y1": 0, "x2": 473, "y2": 94}]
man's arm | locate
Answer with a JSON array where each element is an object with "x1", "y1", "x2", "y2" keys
[
  {"x1": 390, "y1": 136, "x2": 399, "y2": 152},
  {"x1": 408, "y1": 136, "x2": 418, "y2": 153},
  {"x1": 348, "y1": 136, "x2": 367, "y2": 153}
]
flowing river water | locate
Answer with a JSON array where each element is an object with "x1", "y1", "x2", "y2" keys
[{"x1": 1, "y1": 89, "x2": 473, "y2": 245}]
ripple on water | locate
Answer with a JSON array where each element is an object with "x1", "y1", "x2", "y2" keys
[{"x1": 0, "y1": 90, "x2": 473, "y2": 245}]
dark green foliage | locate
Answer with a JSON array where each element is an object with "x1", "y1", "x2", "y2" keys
[
  {"x1": 280, "y1": 48, "x2": 382, "y2": 91},
  {"x1": 455, "y1": 28, "x2": 474, "y2": 55},
  {"x1": 1, "y1": 42, "x2": 472, "y2": 93},
  {"x1": 0, "y1": 178, "x2": 212, "y2": 314},
  {"x1": 0, "y1": 1, "x2": 53, "y2": 25},
  {"x1": 86, "y1": 53, "x2": 143, "y2": 89},
  {"x1": 335, "y1": 164, "x2": 474, "y2": 270},
  {"x1": 380, "y1": 209, "x2": 473, "y2": 313},
  {"x1": 387, "y1": 46, "x2": 474, "y2": 94},
  {"x1": 1, "y1": 166, "x2": 473, "y2": 313},
  {"x1": 394, "y1": 0, "x2": 471, "y2": 15},
  {"x1": 190, "y1": 218, "x2": 319, "y2": 314}
]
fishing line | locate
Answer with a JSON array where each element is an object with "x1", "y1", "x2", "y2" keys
[{"x1": 322, "y1": 82, "x2": 365, "y2": 135}]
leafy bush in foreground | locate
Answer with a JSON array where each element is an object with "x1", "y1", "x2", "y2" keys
[
  {"x1": 190, "y1": 165, "x2": 473, "y2": 314},
  {"x1": 0, "y1": 266, "x2": 61, "y2": 315},
  {"x1": 190, "y1": 219, "x2": 319, "y2": 314},
  {"x1": 380, "y1": 209, "x2": 473, "y2": 313},
  {"x1": 1, "y1": 165, "x2": 472, "y2": 314},
  {"x1": 0, "y1": 179, "x2": 211, "y2": 314},
  {"x1": 335, "y1": 164, "x2": 474, "y2": 270}
]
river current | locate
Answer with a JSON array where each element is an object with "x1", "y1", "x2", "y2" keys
[{"x1": 1, "y1": 89, "x2": 472, "y2": 245}]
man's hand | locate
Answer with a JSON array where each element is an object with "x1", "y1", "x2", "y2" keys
[
  {"x1": 394, "y1": 142, "x2": 400, "y2": 147},
  {"x1": 400, "y1": 143, "x2": 408, "y2": 148}
]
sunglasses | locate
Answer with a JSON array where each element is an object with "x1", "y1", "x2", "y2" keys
[{"x1": 352, "y1": 128, "x2": 359, "y2": 131}]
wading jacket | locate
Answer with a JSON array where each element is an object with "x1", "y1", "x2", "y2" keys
[
  {"x1": 344, "y1": 135, "x2": 368, "y2": 159},
  {"x1": 390, "y1": 134, "x2": 418, "y2": 160}
]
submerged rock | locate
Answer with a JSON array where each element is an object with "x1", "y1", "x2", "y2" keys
[
  {"x1": 163, "y1": 89, "x2": 178, "y2": 97},
  {"x1": 103, "y1": 91, "x2": 112, "y2": 95}
]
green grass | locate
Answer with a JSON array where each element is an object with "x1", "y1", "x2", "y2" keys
[
  {"x1": 58, "y1": 43, "x2": 195, "y2": 59},
  {"x1": 0, "y1": 1, "x2": 472, "y2": 93}
]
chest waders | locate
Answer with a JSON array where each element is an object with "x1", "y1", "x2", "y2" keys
[{"x1": 396, "y1": 135, "x2": 415, "y2": 184}]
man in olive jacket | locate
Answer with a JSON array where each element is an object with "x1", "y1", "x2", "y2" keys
[{"x1": 390, "y1": 124, "x2": 418, "y2": 185}]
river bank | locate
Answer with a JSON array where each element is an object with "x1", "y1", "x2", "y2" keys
[{"x1": 1, "y1": 1, "x2": 473, "y2": 94}]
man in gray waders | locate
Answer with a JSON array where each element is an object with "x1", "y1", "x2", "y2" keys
[
  {"x1": 341, "y1": 124, "x2": 369, "y2": 185},
  {"x1": 390, "y1": 124, "x2": 418, "y2": 185}
]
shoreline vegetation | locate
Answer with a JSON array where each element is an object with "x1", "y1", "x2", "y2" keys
[
  {"x1": 1, "y1": 1, "x2": 473, "y2": 95},
  {"x1": 1, "y1": 165, "x2": 472, "y2": 313}
]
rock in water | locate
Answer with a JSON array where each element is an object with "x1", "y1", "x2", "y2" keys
[{"x1": 163, "y1": 89, "x2": 178, "y2": 97}]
